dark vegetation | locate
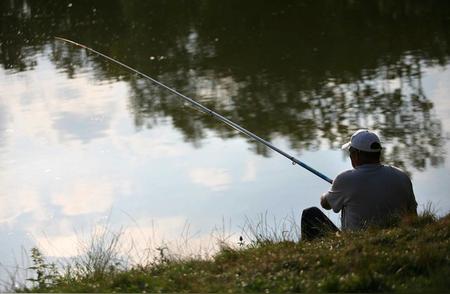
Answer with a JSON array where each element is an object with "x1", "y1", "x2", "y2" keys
[{"x1": 17, "y1": 212, "x2": 450, "y2": 292}]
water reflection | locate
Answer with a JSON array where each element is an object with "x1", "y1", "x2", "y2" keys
[
  {"x1": 53, "y1": 111, "x2": 110, "y2": 143},
  {"x1": 2, "y1": 0, "x2": 449, "y2": 169},
  {"x1": 0, "y1": 104, "x2": 7, "y2": 151},
  {"x1": 125, "y1": 54, "x2": 447, "y2": 173}
]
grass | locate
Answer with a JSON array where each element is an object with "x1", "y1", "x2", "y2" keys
[{"x1": 15, "y1": 212, "x2": 450, "y2": 293}]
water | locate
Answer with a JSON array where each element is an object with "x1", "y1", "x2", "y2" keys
[{"x1": 1, "y1": 0, "x2": 450, "y2": 283}]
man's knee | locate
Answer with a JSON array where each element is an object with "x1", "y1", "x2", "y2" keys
[
  {"x1": 301, "y1": 206, "x2": 339, "y2": 241},
  {"x1": 301, "y1": 206, "x2": 322, "y2": 219}
]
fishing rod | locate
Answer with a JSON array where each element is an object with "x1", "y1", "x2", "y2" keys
[{"x1": 55, "y1": 37, "x2": 333, "y2": 184}]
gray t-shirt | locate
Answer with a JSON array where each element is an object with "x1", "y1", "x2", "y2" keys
[{"x1": 323, "y1": 164, "x2": 417, "y2": 230}]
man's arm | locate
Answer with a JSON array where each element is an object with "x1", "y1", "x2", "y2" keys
[
  {"x1": 320, "y1": 195, "x2": 332, "y2": 210},
  {"x1": 321, "y1": 171, "x2": 349, "y2": 213}
]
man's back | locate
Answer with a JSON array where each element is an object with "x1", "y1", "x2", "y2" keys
[
  {"x1": 301, "y1": 129, "x2": 419, "y2": 240},
  {"x1": 324, "y1": 164, "x2": 417, "y2": 230}
]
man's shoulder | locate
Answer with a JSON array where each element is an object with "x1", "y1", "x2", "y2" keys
[
  {"x1": 381, "y1": 165, "x2": 410, "y2": 179},
  {"x1": 334, "y1": 169, "x2": 357, "y2": 183},
  {"x1": 336, "y1": 169, "x2": 355, "y2": 177},
  {"x1": 335, "y1": 165, "x2": 410, "y2": 181}
]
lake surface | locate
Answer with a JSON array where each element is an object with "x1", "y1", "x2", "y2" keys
[{"x1": 1, "y1": 0, "x2": 450, "y2": 282}]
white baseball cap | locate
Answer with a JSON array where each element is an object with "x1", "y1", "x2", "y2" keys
[{"x1": 342, "y1": 129, "x2": 382, "y2": 152}]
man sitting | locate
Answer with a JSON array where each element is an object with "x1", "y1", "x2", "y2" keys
[{"x1": 301, "y1": 129, "x2": 418, "y2": 240}]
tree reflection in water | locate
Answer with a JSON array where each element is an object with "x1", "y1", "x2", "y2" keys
[{"x1": 1, "y1": 0, "x2": 449, "y2": 174}]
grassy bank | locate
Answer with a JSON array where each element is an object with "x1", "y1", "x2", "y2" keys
[{"x1": 19, "y1": 213, "x2": 450, "y2": 292}]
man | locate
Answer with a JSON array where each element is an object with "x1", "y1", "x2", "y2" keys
[{"x1": 301, "y1": 129, "x2": 418, "y2": 240}]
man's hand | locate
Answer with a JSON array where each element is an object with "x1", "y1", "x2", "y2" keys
[{"x1": 320, "y1": 195, "x2": 331, "y2": 210}]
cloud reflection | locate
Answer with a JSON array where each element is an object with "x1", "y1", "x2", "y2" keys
[
  {"x1": 53, "y1": 111, "x2": 110, "y2": 143},
  {"x1": 241, "y1": 159, "x2": 257, "y2": 182},
  {"x1": 0, "y1": 188, "x2": 43, "y2": 224},
  {"x1": 34, "y1": 215, "x2": 219, "y2": 261},
  {"x1": 51, "y1": 179, "x2": 114, "y2": 216},
  {"x1": 189, "y1": 167, "x2": 231, "y2": 191}
]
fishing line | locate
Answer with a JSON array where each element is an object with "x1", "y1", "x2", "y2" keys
[{"x1": 55, "y1": 37, "x2": 333, "y2": 184}]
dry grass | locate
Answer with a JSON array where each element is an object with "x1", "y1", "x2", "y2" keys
[{"x1": 17, "y1": 211, "x2": 450, "y2": 293}]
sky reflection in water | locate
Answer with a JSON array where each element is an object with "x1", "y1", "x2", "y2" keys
[{"x1": 0, "y1": 48, "x2": 449, "y2": 272}]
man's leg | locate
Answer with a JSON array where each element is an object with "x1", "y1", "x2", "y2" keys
[{"x1": 301, "y1": 207, "x2": 339, "y2": 241}]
